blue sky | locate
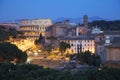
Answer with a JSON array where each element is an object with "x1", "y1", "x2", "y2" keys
[{"x1": 0, "y1": 0, "x2": 120, "y2": 22}]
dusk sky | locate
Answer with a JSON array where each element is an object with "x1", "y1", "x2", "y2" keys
[{"x1": 0, "y1": 0, "x2": 120, "y2": 22}]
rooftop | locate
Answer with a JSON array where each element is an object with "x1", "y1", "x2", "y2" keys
[
  {"x1": 107, "y1": 37, "x2": 120, "y2": 48},
  {"x1": 60, "y1": 36, "x2": 94, "y2": 40},
  {"x1": 104, "y1": 31, "x2": 120, "y2": 35}
]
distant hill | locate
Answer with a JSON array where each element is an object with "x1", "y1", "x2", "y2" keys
[
  {"x1": 53, "y1": 16, "x2": 110, "y2": 23},
  {"x1": 0, "y1": 19, "x2": 20, "y2": 23},
  {"x1": 0, "y1": 16, "x2": 110, "y2": 24}
]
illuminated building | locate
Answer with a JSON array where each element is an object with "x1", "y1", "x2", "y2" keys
[
  {"x1": 60, "y1": 36, "x2": 95, "y2": 54},
  {"x1": 20, "y1": 18, "x2": 52, "y2": 41},
  {"x1": 45, "y1": 15, "x2": 90, "y2": 48}
]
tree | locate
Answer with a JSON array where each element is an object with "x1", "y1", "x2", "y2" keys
[
  {"x1": 83, "y1": 51, "x2": 91, "y2": 64},
  {"x1": 70, "y1": 50, "x2": 101, "y2": 67},
  {"x1": 94, "y1": 55, "x2": 101, "y2": 68},
  {"x1": 0, "y1": 63, "x2": 120, "y2": 80},
  {"x1": 8, "y1": 28, "x2": 18, "y2": 38},
  {"x1": 0, "y1": 26, "x2": 9, "y2": 42},
  {"x1": 34, "y1": 33, "x2": 44, "y2": 44},
  {"x1": 88, "y1": 20, "x2": 120, "y2": 31},
  {"x1": 0, "y1": 42, "x2": 27, "y2": 63},
  {"x1": 0, "y1": 26, "x2": 18, "y2": 42},
  {"x1": 59, "y1": 41, "x2": 70, "y2": 54},
  {"x1": 46, "y1": 46, "x2": 52, "y2": 53}
]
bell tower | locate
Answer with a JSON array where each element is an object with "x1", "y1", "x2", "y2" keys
[{"x1": 83, "y1": 15, "x2": 88, "y2": 27}]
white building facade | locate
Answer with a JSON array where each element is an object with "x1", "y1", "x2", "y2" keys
[{"x1": 60, "y1": 37, "x2": 95, "y2": 54}]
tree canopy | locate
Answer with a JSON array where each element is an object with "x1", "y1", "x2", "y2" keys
[
  {"x1": 0, "y1": 63, "x2": 120, "y2": 80},
  {"x1": 88, "y1": 20, "x2": 120, "y2": 31},
  {"x1": 59, "y1": 41, "x2": 70, "y2": 54},
  {"x1": 0, "y1": 42, "x2": 27, "y2": 63},
  {"x1": 70, "y1": 51, "x2": 101, "y2": 67},
  {"x1": 0, "y1": 26, "x2": 18, "y2": 42},
  {"x1": 34, "y1": 33, "x2": 45, "y2": 45}
]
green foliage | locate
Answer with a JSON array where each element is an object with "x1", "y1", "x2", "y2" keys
[
  {"x1": 0, "y1": 26, "x2": 18, "y2": 42},
  {"x1": 0, "y1": 63, "x2": 120, "y2": 80},
  {"x1": 0, "y1": 26, "x2": 9, "y2": 41},
  {"x1": 34, "y1": 33, "x2": 44, "y2": 45},
  {"x1": 46, "y1": 46, "x2": 52, "y2": 53},
  {"x1": 59, "y1": 41, "x2": 70, "y2": 54},
  {"x1": 8, "y1": 28, "x2": 18, "y2": 38},
  {"x1": 70, "y1": 51, "x2": 101, "y2": 67},
  {"x1": 88, "y1": 20, "x2": 120, "y2": 31},
  {"x1": 0, "y1": 42, "x2": 27, "y2": 63}
]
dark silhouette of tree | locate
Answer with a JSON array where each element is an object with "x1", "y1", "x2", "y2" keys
[
  {"x1": 70, "y1": 51, "x2": 101, "y2": 67},
  {"x1": 34, "y1": 33, "x2": 45, "y2": 45},
  {"x1": 0, "y1": 63, "x2": 120, "y2": 80},
  {"x1": 0, "y1": 26, "x2": 9, "y2": 42},
  {"x1": 38, "y1": 33, "x2": 43, "y2": 42},
  {"x1": 0, "y1": 42, "x2": 27, "y2": 63},
  {"x1": 0, "y1": 26, "x2": 18, "y2": 42},
  {"x1": 8, "y1": 28, "x2": 18, "y2": 38},
  {"x1": 88, "y1": 20, "x2": 120, "y2": 31},
  {"x1": 59, "y1": 41, "x2": 70, "y2": 54},
  {"x1": 46, "y1": 46, "x2": 52, "y2": 53}
]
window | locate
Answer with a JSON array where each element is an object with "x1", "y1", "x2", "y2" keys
[
  {"x1": 71, "y1": 44, "x2": 73, "y2": 46},
  {"x1": 45, "y1": 21, "x2": 48, "y2": 23}
]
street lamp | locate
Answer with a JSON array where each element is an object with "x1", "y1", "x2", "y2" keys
[{"x1": 34, "y1": 52, "x2": 38, "y2": 56}]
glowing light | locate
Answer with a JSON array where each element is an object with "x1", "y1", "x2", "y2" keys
[
  {"x1": 34, "y1": 52, "x2": 38, "y2": 56},
  {"x1": 38, "y1": 50, "x2": 41, "y2": 52},
  {"x1": 27, "y1": 58, "x2": 31, "y2": 63}
]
